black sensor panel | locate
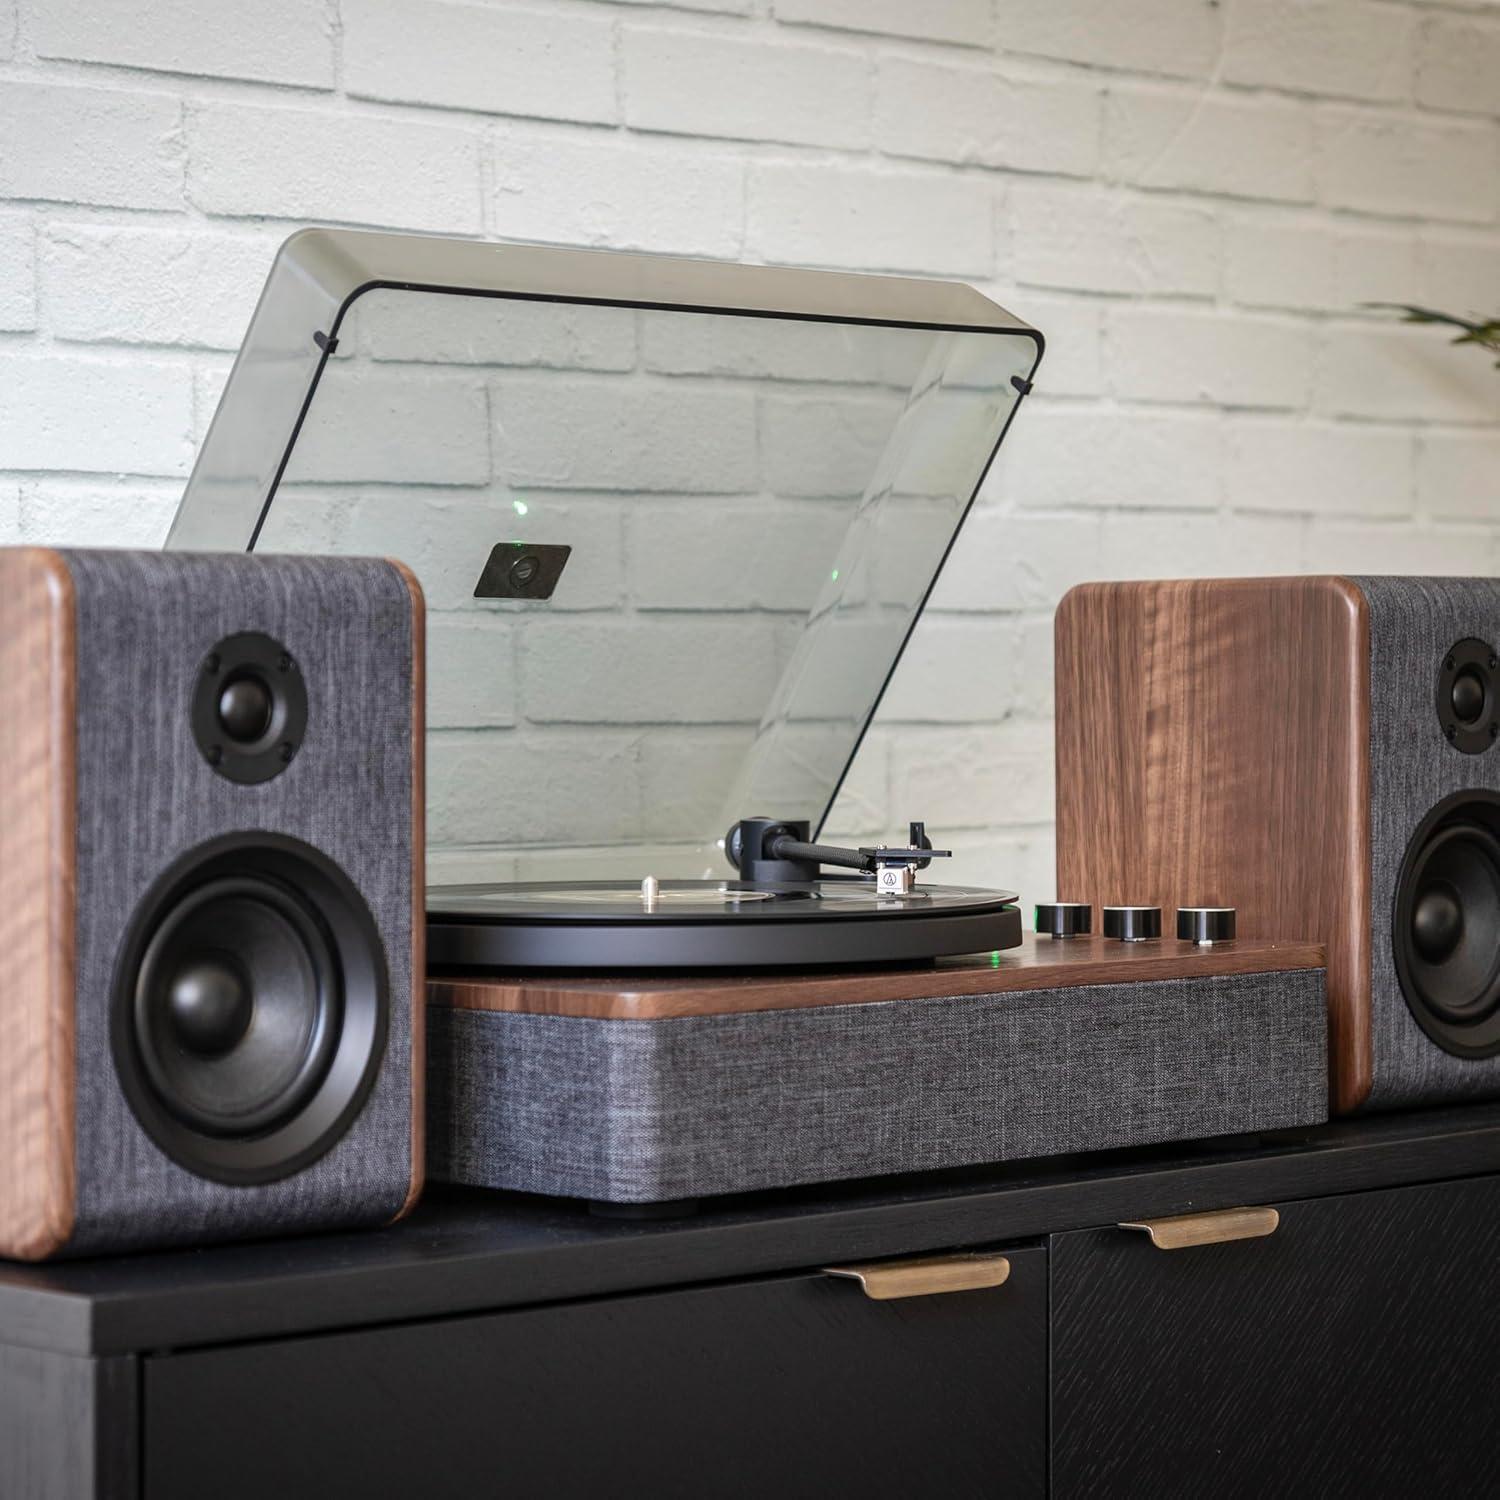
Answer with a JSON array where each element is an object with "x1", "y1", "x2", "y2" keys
[{"x1": 474, "y1": 542, "x2": 571, "y2": 601}]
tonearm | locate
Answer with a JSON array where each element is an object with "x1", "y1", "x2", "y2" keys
[{"x1": 725, "y1": 817, "x2": 951, "y2": 896}]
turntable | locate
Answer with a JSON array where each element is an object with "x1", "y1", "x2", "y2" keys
[
  {"x1": 167, "y1": 230, "x2": 1329, "y2": 1206},
  {"x1": 167, "y1": 227, "x2": 1041, "y2": 972},
  {"x1": 430, "y1": 817, "x2": 1022, "y2": 969}
]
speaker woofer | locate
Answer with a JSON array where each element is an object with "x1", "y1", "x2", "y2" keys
[
  {"x1": 1394, "y1": 791, "x2": 1500, "y2": 1058},
  {"x1": 132, "y1": 875, "x2": 341, "y2": 1138},
  {"x1": 113, "y1": 834, "x2": 389, "y2": 1184}
]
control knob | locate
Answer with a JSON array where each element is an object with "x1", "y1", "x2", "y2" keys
[
  {"x1": 1177, "y1": 906, "x2": 1237, "y2": 945},
  {"x1": 1034, "y1": 902, "x2": 1092, "y2": 939},
  {"x1": 1103, "y1": 905, "x2": 1162, "y2": 942}
]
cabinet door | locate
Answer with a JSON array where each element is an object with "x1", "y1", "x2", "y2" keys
[
  {"x1": 145, "y1": 1247, "x2": 1045, "y2": 1500},
  {"x1": 1052, "y1": 1174, "x2": 1500, "y2": 1499}
]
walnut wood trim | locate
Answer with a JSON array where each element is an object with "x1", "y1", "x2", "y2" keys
[
  {"x1": 430, "y1": 933, "x2": 1324, "y2": 1021},
  {"x1": 0, "y1": 550, "x2": 76, "y2": 1261},
  {"x1": 1335, "y1": 577, "x2": 1372, "y2": 1112},
  {"x1": 1054, "y1": 575, "x2": 1370, "y2": 1114},
  {"x1": 390, "y1": 560, "x2": 426, "y2": 1223}
]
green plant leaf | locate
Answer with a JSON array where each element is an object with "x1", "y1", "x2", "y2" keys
[{"x1": 1364, "y1": 303, "x2": 1500, "y2": 368}]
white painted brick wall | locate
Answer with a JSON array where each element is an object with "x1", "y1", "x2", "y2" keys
[
  {"x1": 874, "y1": 57, "x2": 1100, "y2": 176},
  {"x1": 1416, "y1": 13, "x2": 1500, "y2": 114},
  {"x1": 623, "y1": 27, "x2": 870, "y2": 148},
  {"x1": 1224, "y1": 0, "x2": 1414, "y2": 103},
  {"x1": 1009, "y1": 184, "x2": 1220, "y2": 296},
  {"x1": 1317, "y1": 323, "x2": 1497, "y2": 420},
  {"x1": 42, "y1": 223, "x2": 276, "y2": 347},
  {"x1": 189, "y1": 101, "x2": 483, "y2": 230},
  {"x1": 0, "y1": 82, "x2": 182, "y2": 208},
  {"x1": 1105, "y1": 305, "x2": 1314, "y2": 408},
  {"x1": 1419, "y1": 429, "x2": 1500, "y2": 517},
  {"x1": 777, "y1": 0, "x2": 991, "y2": 49},
  {"x1": 1106, "y1": 86, "x2": 1317, "y2": 202},
  {"x1": 1224, "y1": 212, "x2": 1418, "y2": 311},
  {"x1": 1421, "y1": 231, "x2": 1500, "y2": 309},
  {"x1": 0, "y1": 354, "x2": 194, "y2": 474},
  {"x1": 996, "y1": 406, "x2": 1226, "y2": 510},
  {"x1": 1224, "y1": 417, "x2": 1415, "y2": 515},
  {"x1": 746, "y1": 159, "x2": 993, "y2": 272},
  {"x1": 346, "y1": 0, "x2": 616, "y2": 122},
  {"x1": 2, "y1": 0, "x2": 1498, "y2": 904},
  {"x1": 492, "y1": 125, "x2": 744, "y2": 254},
  {"x1": 0, "y1": 209, "x2": 35, "y2": 330},
  {"x1": 997, "y1": 0, "x2": 1225, "y2": 80},
  {"x1": 33, "y1": 0, "x2": 335, "y2": 88},
  {"x1": 1318, "y1": 106, "x2": 1498, "y2": 220}
]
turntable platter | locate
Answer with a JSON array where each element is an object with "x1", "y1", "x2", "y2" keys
[{"x1": 428, "y1": 879, "x2": 1022, "y2": 971}]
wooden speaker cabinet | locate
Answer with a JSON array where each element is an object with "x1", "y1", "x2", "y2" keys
[
  {"x1": 0, "y1": 548, "x2": 425, "y2": 1260},
  {"x1": 1055, "y1": 575, "x2": 1500, "y2": 1114}
]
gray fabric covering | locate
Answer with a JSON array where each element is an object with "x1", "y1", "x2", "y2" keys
[
  {"x1": 429, "y1": 969, "x2": 1328, "y2": 1203},
  {"x1": 61, "y1": 550, "x2": 416, "y2": 1254},
  {"x1": 1353, "y1": 576, "x2": 1500, "y2": 1111}
]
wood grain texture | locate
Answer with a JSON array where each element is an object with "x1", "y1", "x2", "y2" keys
[
  {"x1": 1053, "y1": 1175, "x2": 1500, "y2": 1497},
  {"x1": 1055, "y1": 577, "x2": 1371, "y2": 1112},
  {"x1": 390, "y1": 559, "x2": 425, "y2": 1224},
  {"x1": 0, "y1": 549, "x2": 76, "y2": 1262},
  {"x1": 430, "y1": 933, "x2": 1324, "y2": 1020}
]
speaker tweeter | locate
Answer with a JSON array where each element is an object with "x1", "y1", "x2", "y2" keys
[
  {"x1": 192, "y1": 631, "x2": 308, "y2": 784},
  {"x1": 1436, "y1": 638, "x2": 1499, "y2": 756}
]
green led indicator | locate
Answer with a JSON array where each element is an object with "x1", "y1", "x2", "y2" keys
[
  {"x1": 990, "y1": 951, "x2": 1002, "y2": 967},
  {"x1": 831, "y1": 569, "x2": 840, "y2": 581},
  {"x1": 513, "y1": 499, "x2": 529, "y2": 517}
]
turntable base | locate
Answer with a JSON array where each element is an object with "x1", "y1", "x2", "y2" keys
[{"x1": 428, "y1": 935, "x2": 1330, "y2": 1204}]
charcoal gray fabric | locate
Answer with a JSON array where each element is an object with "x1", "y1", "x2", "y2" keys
[
  {"x1": 1353, "y1": 576, "x2": 1500, "y2": 1110},
  {"x1": 429, "y1": 969, "x2": 1328, "y2": 1203},
  {"x1": 62, "y1": 550, "x2": 416, "y2": 1254}
]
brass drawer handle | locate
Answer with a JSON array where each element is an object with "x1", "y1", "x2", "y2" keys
[
  {"x1": 1119, "y1": 1206, "x2": 1280, "y2": 1250},
  {"x1": 824, "y1": 1252, "x2": 1011, "y2": 1300}
]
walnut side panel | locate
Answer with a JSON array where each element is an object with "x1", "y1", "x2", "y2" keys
[
  {"x1": 0, "y1": 550, "x2": 76, "y2": 1260},
  {"x1": 1055, "y1": 577, "x2": 1370, "y2": 1111},
  {"x1": 391, "y1": 559, "x2": 426, "y2": 1223}
]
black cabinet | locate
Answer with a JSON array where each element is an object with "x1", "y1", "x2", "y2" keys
[
  {"x1": 0, "y1": 1346, "x2": 136, "y2": 1500},
  {"x1": 1051, "y1": 1175, "x2": 1500, "y2": 1498},
  {"x1": 144, "y1": 1249, "x2": 1047, "y2": 1500},
  {"x1": 10, "y1": 1107, "x2": 1500, "y2": 1499}
]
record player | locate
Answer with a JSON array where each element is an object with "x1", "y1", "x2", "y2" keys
[
  {"x1": 167, "y1": 227, "x2": 1041, "y2": 971},
  {"x1": 167, "y1": 229, "x2": 1329, "y2": 1205}
]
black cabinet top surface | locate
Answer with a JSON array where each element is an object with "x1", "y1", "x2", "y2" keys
[{"x1": 5, "y1": 1102, "x2": 1500, "y2": 1358}]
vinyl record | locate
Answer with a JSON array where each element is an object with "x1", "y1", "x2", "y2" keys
[{"x1": 427, "y1": 878, "x2": 1022, "y2": 971}]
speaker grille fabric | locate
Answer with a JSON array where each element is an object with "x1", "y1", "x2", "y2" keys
[
  {"x1": 60, "y1": 550, "x2": 416, "y2": 1254},
  {"x1": 1354, "y1": 576, "x2": 1500, "y2": 1110},
  {"x1": 428, "y1": 971, "x2": 1328, "y2": 1204}
]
